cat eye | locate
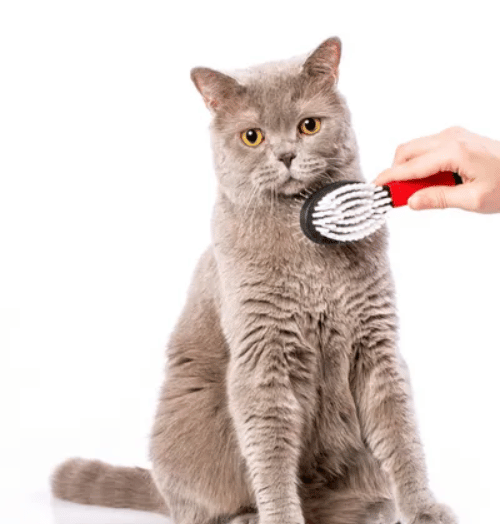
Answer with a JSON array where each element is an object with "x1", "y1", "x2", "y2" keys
[
  {"x1": 299, "y1": 117, "x2": 321, "y2": 136},
  {"x1": 241, "y1": 128, "x2": 264, "y2": 147}
]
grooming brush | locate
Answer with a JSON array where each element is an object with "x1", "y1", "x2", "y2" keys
[{"x1": 300, "y1": 171, "x2": 462, "y2": 244}]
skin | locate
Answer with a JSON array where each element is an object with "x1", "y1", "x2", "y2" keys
[{"x1": 374, "y1": 127, "x2": 500, "y2": 213}]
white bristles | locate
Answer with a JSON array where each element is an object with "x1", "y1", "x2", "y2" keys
[{"x1": 311, "y1": 182, "x2": 392, "y2": 242}]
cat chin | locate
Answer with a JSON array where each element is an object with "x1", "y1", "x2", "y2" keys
[
  {"x1": 273, "y1": 175, "x2": 332, "y2": 199},
  {"x1": 278, "y1": 177, "x2": 309, "y2": 196}
]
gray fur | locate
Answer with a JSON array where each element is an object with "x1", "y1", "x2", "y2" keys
[{"x1": 51, "y1": 38, "x2": 457, "y2": 524}]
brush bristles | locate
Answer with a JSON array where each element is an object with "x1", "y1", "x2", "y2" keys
[{"x1": 312, "y1": 183, "x2": 392, "y2": 242}]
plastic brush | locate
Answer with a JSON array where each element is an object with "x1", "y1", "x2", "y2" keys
[{"x1": 300, "y1": 171, "x2": 462, "y2": 244}]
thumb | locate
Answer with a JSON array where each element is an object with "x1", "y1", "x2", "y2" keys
[{"x1": 408, "y1": 184, "x2": 474, "y2": 211}]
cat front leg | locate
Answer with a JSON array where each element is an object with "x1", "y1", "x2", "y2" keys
[
  {"x1": 350, "y1": 312, "x2": 458, "y2": 524},
  {"x1": 226, "y1": 328, "x2": 307, "y2": 524}
]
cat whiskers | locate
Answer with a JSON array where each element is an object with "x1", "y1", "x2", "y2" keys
[
  {"x1": 271, "y1": 186, "x2": 278, "y2": 220},
  {"x1": 238, "y1": 182, "x2": 261, "y2": 239},
  {"x1": 243, "y1": 182, "x2": 260, "y2": 219}
]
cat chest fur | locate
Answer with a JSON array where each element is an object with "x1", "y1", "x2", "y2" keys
[
  {"x1": 216, "y1": 235, "x2": 376, "y2": 363},
  {"x1": 219, "y1": 246, "x2": 365, "y2": 375}
]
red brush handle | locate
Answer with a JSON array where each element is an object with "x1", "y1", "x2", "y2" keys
[{"x1": 384, "y1": 171, "x2": 461, "y2": 208}]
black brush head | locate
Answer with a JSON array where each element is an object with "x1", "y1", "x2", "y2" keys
[{"x1": 300, "y1": 180, "x2": 355, "y2": 244}]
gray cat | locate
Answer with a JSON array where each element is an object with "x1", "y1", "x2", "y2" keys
[{"x1": 51, "y1": 38, "x2": 457, "y2": 524}]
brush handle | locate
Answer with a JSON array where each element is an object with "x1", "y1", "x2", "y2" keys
[{"x1": 384, "y1": 171, "x2": 462, "y2": 208}]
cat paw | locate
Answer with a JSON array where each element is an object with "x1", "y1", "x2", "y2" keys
[
  {"x1": 230, "y1": 513, "x2": 259, "y2": 524},
  {"x1": 411, "y1": 502, "x2": 458, "y2": 524}
]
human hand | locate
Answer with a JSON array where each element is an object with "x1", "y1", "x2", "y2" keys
[{"x1": 373, "y1": 127, "x2": 500, "y2": 213}]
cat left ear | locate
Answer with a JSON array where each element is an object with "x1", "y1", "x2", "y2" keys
[
  {"x1": 302, "y1": 37, "x2": 342, "y2": 86},
  {"x1": 191, "y1": 67, "x2": 243, "y2": 113}
]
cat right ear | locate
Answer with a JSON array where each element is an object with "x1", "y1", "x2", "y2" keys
[
  {"x1": 302, "y1": 37, "x2": 342, "y2": 86},
  {"x1": 190, "y1": 68, "x2": 243, "y2": 113}
]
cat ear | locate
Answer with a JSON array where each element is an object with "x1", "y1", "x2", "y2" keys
[
  {"x1": 302, "y1": 37, "x2": 342, "y2": 85},
  {"x1": 191, "y1": 67, "x2": 243, "y2": 113}
]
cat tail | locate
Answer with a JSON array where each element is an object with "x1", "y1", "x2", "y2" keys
[{"x1": 51, "y1": 458, "x2": 168, "y2": 515}]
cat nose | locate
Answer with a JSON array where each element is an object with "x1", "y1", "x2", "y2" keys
[{"x1": 278, "y1": 152, "x2": 296, "y2": 168}]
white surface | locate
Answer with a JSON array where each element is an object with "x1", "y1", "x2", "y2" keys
[
  {"x1": 2, "y1": 492, "x2": 170, "y2": 524},
  {"x1": 1, "y1": 1, "x2": 499, "y2": 523}
]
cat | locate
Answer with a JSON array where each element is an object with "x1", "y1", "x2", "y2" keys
[{"x1": 51, "y1": 38, "x2": 457, "y2": 524}]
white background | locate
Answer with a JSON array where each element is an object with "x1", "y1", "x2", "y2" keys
[{"x1": 1, "y1": 1, "x2": 499, "y2": 523}]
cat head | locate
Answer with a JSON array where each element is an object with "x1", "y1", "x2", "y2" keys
[{"x1": 191, "y1": 38, "x2": 361, "y2": 206}]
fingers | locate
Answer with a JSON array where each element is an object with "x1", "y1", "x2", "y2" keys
[
  {"x1": 374, "y1": 145, "x2": 461, "y2": 186},
  {"x1": 391, "y1": 134, "x2": 441, "y2": 167},
  {"x1": 408, "y1": 184, "x2": 479, "y2": 211}
]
